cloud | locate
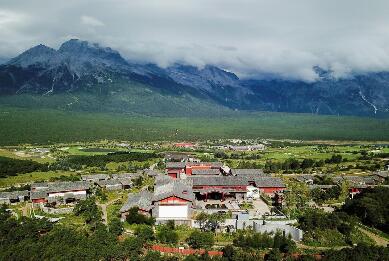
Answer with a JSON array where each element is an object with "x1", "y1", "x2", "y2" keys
[
  {"x1": 81, "y1": 15, "x2": 104, "y2": 27},
  {"x1": 1, "y1": 0, "x2": 389, "y2": 81}
]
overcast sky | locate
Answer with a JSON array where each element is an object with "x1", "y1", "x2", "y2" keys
[{"x1": 1, "y1": 0, "x2": 389, "y2": 81}]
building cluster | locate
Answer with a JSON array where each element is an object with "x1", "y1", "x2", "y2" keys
[
  {"x1": 0, "y1": 172, "x2": 153, "y2": 205},
  {"x1": 120, "y1": 160, "x2": 286, "y2": 226},
  {"x1": 294, "y1": 171, "x2": 389, "y2": 198}
]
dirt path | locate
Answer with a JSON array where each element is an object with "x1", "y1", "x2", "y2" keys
[
  {"x1": 100, "y1": 204, "x2": 107, "y2": 225},
  {"x1": 296, "y1": 243, "x2": 349, "y2": 251},
  {"x1": 98, "y1": 198, "x2": 119, "y2": 225},
  {"x1": 358, "y1": 227, "x2": 389, "y2": 247}
]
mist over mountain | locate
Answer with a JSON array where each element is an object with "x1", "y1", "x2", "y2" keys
[{"x1": 0, "y1": 39, "x2": 388, "y2": 117}]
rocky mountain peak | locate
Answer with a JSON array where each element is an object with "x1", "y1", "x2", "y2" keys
[{"x1": 7, "y1": 44, "x2": 56, "y2": 68}]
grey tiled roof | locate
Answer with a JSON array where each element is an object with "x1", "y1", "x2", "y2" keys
[
  {"x1": 143, "y1": 169, "x2": 162, "y2": 177},
  {"x1": 374, "y1": 171, "x2": 389, "y2": 178},
  {"x1": 119, "y1": 179, "x2": 133, "y2": 186},
  {"x1": 252, "y1": 177, "x2": 285, "y2": 188},
  {"x1": 31, "y1": 181, "x2": 90, "y2": 193},
  {"x1": 30, "y1": 190, "x2": 49, "y2": 199},
  {"x1": 294, "y1": 175, "x2": 315, "y2": 182},
  {"x1": 187, "y1": 162, "x2": 223, "y2": 168},
  {"x1": 153, "y1": 180, "x2": 194, "y2": 202},
  {"x1": 120, "y1": 190, "x2": 153, "y2": 212},
  {"x1": 166, "y1": 162, "x2": 186, "y2": 169},
  {"x1": 111, "y1": 173, "x2": 137, "y2": 179},
  {"x1": 191, "y1": 169, "x2": 221, "y2": 175},
  {"x1": 189, "y1": 176, "x2": 285, "y2": 188},
  {"x1": 0, "y1": 190, "x2": 29, "y2": 200},
  {"x1": 97, "y1": 180, "x2": 122, "y2": 186},
  {"x1": 155, "y1": 175, "x2": 175, "y2": 185},
  {"x1": 231, "y1": 169, "x2": 265, "y2": 176},
  {"x1": 81, "y1": 174, "x2": 109, "y2": 181},
  {"x1": 164, "y1": 153, "x2": 190, "y2": 160}
]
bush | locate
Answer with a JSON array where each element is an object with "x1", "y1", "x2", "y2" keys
[
  {"x1": 108, "y1": 217, "x2": 123, "y2": 236},
  {"x1": 73, "y1": 197, "x2": 101, "y2": 224},
  {"x1": 134, "y1": 224, "x2": 154, "y2": 242},
  {"x1": 156, "y1": 225, "x2": 179, "y2": 244},
  {"x1": 186, "y1": 230, "x2": 214, "y2": 249},
  {"x1": 126, "y1": 207, "x2": 155, "y2": 225}
]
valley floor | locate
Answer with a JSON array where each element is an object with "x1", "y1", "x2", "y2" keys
[{"x1": 0, "y1": 106, "x2": 389, "y2": 145}]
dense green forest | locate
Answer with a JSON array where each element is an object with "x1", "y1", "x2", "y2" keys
[
  {"x1": 53, "y1": 151, "x2": 158, "y2": 169},
  {"x1": 0, "y1": 106, "x2": 389, "y2": 145},
  {"x1": 0, "y1": 156, "x2": 48, "y2": 178},
  {"x1": 342, "y1": 187, "x2": 389, "y2": 233}
]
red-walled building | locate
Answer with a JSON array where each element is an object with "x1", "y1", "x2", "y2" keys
[
  {"x1": 189, "y1": 176, "x2": 285, "y2": 201},
  {"x1": 166, "y1": 162, "x2": 223, "y2": 178},
  {"x1": 121, "y1": 180, "x2": 194, "y2": 224}
]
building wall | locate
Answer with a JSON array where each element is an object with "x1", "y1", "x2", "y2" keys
[
  {"x1": 186, "y1": 165, "x2": 212, "y2": 175},
  {"x1": 260, "y1": 187, "x2": 285, "y2": 194},
  {"x1": 193, "y1": 185, "x2": 247, "y2": 191},
  {"x1": 158, "y1": 205, "x2": 189, "y2": 219},
  {"x1": 32, "y1": 198, "x2": 47, "y2": 203},
  {"x1": 48, "y1": 190, "x2": 87, "y2": 198},
  {"x1": 159, "y1": 196, "x2": 190, "y2": 204}
]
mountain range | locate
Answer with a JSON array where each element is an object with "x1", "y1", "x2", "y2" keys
[{"x1": 0, "y1": 39, "x2": 388, "y2": 117}]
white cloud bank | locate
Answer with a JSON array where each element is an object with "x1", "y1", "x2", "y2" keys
[{"x1": 1, "y1": 0, "x2": 389, "y2": 81}]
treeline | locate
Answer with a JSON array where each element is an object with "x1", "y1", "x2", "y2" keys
[
  {"x1": 311, "y1": 185, "x2": 342, "y2": 203},
  {"x1": 51, "y1": 151, "x2": 158, "y2": 170},
  {"x1": 264, "y1": 154, "x2": 383, "y2": 173},
  {"x1": 298, "y1": 210, "x2": 356, "y2": 242},
  {"x1": 342, "y1": 187, "x2": 389, "y2": 233},
  {"x1": 215, "y1": 151, "x2": 262, "y2": 160},
  {"x1": 265, "y1": 158, "x2": 325, "y2": 173},
  {"x1": 0, "y1": 156, "x2": 48, "y2": 178}
]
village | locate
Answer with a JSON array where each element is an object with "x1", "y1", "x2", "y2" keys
[{"x1": 1, "y1": 140, "x2": 389, "y2": 259}]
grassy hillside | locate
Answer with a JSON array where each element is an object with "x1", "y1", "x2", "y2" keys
[
  {"x1": 0, "y1": 106, "x2": 388, "y2": 145},
  {"x1": 0, "y1": 81, "x2": 232, "y2": 117}
]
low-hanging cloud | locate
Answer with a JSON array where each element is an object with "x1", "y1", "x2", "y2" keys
[{"x1": 1, "y1": 0, "x2": 389, "y2": 81}]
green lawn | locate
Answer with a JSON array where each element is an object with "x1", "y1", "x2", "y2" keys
[{"x1": 0, "y1": 171, "x2": 76, "y2": 188}]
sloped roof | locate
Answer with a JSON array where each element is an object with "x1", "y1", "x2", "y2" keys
[
  {"x1": 294, "y1": 175, "x2": 315, "y2": 182},
  {"x1": 190, "y1": 176, "x2": 248, "y2": 186},
  {"x1": 143, "y1": 169, "x2": 162, "y2": 177},
  {"x1": 30, "y1": 190, "x2": 48, "y2": 199},
  {"x1": 31, "y1": 181, "x2": 90, "y2": 193},
  {"x1": 155, "y1": 175, "x2": 175, "y2": 186},
  {"x1": 191, "y1": 169, "x2": 221, "y2": 175},
  {"x1": 187, "y1": 162, "x2": 223, "y2": 168},
  {"x1": 189, "y1": 176, "x2": 285, "y2": 188},
  {"x1": 111, "y1": 173, "x2": 137, "y2": 179},
  {"x1": 374, "y1": 171, "x2": 389, "y2": 178},
  {"x1": 81, "y1": 174, "x2": 109, "y2": 180},
  {"x1": 166, "y1": 162, "x2": 186, "y2": 169},
  {"x1": 231, "y1": 169, "x2": 265, "y2": 176},
  {"x1": 97, "y1": 179, "x2": 122, "y2": 186},
  {"x1": 119, "y1": 179, "x2": 133, "y2": 186},
  {"x1": 120, "y1": 190, "x2": 153, "y2": 212},
  {"x1": 153, "y1": 180, "x2": 194, "y2": 202},
  {"x1": 0, "y1": 190, "x2": 29, "y2": 200}
]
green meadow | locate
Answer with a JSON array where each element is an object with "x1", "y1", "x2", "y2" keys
[{"x1": 0, "y1": 106, "x2": 388, "y2": 145}]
